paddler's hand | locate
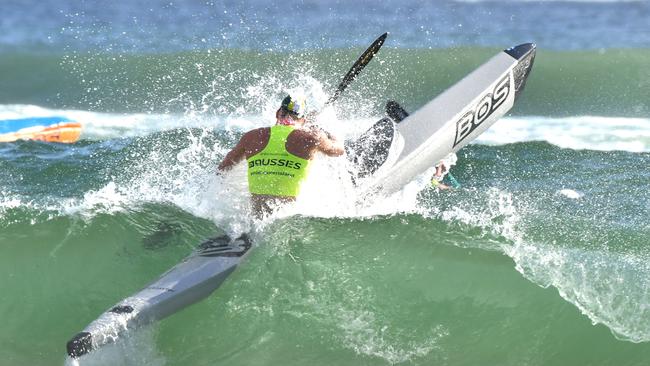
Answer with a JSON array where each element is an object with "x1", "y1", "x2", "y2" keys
[
  {"x1": 303, "y1": 111, "x2": 338, "y2": 143},
  {"x1": 304, "y1": 111, "x2": 318, "y2": 125},
  {"x1": 307, "y1": 124, "x2": 336, "y2": 140}
]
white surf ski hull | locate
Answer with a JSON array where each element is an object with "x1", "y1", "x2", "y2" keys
[
  {"x1": 66, "y1": 234, "x2": 252, "y2": 359},
  {"x1": 348, "y1": 43, "x2": 536, "y2": 196}
]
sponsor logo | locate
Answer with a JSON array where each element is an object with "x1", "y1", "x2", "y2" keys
[
  {"x1": 453, "y1": 74, "x2": 511, "y2": 147},
  {"x1": 248, "y1": 158, "x2": 302, "y2": 170}
]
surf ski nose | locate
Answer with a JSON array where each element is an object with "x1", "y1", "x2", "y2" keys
[
  {"x1": 505, "y1": 43, "x2": 536, "y2": 60},
  {"x1": 505, "y1": 43, "x2": 536, "y2": 98}
]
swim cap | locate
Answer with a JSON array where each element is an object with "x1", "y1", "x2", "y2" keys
[{"x1": 281, "y1": 95, "x2": 307, "y2": 118}]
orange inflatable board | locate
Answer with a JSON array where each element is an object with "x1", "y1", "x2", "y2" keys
[{"x1": 0, "y1": 117, "x2": 82, "y2": 143}]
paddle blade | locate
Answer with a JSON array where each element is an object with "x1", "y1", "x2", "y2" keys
[{"x1": 326, "y1": 32, "x2": 388, "y2": 106}]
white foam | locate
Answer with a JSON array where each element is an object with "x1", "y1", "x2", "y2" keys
[
  {"x1": 557, "y1": 189, "x2": 584, "y2": 199},
  {"x1": 477, "y1": 115, "x2": 650, "y2": 152},
  {"x1": 0, "y1": 190, "x2": 22, "y2": 211}
]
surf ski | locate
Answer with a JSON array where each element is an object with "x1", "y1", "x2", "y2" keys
[
  {"x1": 66, "y1": 234, "x2": 252, "y2": 359},
  {"x1": 346, "y1": 43, "x2": 536, "y2": 196}
]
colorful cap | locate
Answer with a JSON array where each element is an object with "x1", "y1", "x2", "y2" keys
[{"x1": 281, "y1": 95, "x2": 307, "y2": 118}]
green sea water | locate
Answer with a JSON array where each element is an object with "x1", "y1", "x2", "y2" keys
[
  {"x1": 1, "y1": 48, "x2": 649, "y2": 117},
  {"x1": 2, "y1": 0, "x2": 650, "y2": 364},
  {"x1": 1, "y1": 131, "x2": 650, "y2": 365}
]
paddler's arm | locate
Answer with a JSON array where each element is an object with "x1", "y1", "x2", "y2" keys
[
  {"x1": 314, "y1": 129, "x2": 345, "y2": 157},
  {"x1": 218, "y1": 136, "x2": 247, "y2": 173}
]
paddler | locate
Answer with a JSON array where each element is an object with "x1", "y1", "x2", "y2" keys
[
  {"x1": 217, "y1": 95, "x2": 345, "y2": 218},
  {"x1": 431, "y1": 153, "x2": 461, "y2": 190}
]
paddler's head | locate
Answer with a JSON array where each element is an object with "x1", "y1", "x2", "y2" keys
[{"x1": 276, "y1": 95, "x2": 306, "y2": 126}]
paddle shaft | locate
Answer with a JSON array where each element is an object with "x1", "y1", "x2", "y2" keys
[{"x1": 324, "y1": 32, "x2": 388, "y2": 108}]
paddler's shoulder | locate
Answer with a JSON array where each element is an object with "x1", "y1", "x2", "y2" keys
[
  {"x1": 291, "y1": 125, "x2": 324, "y2": 140},
  {"x1": 242, "y1": 127, "x2": 270, "y2": 142},
  {"x1": 238, "y1": 128, "x2": 271, "y2": 155}
]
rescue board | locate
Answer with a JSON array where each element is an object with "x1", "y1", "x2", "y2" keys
[{"x1": 0, "y1": 116, "x2": 82, "y2": 143}]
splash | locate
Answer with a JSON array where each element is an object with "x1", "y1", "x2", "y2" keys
[
  {"x1": 336, "y1": 309, "x2": 448, "y2": 364},
  {"x1": 506, "y1": 241, "x2": 650, "y2": 343},
  {"x1": 64, "y1": 326, "x2": 166, "y2": 366},
  {"x1": 0, "y1": 70, "x2": 427, "y2": 232},
  {"x1": 557, "y1": 188, "x2": 584, "y2": 199}
]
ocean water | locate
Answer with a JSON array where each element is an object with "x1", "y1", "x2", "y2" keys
[{"x1": 1, "y1": 0, "x2": 650, "y2": 365}]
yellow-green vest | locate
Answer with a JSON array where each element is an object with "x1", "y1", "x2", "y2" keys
[{"x1": 247, "y1": 125, "x2": 310, "y2": 197}]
